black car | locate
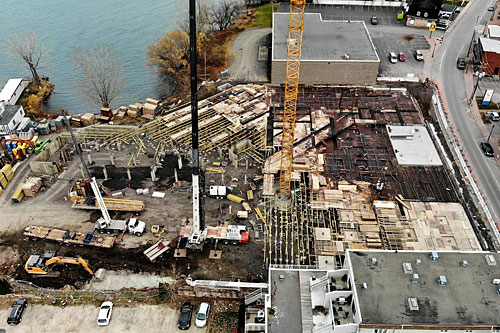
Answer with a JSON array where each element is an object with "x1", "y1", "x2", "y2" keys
[
  {"x1": 178, "y1": 302, "x2": 194, "y2": 330},
  {"x1": 7, "y1": 299, "x2": 27, "y2": 325},
  {"x1": 370, "y1": 16, "x2": 378, "y2": 25},
  {"x1": 480, "y1": 142, "x2": 494, "y2": 157},
  {"x1": 456, "y1": 57, "x2": 466, "y2": 70}
]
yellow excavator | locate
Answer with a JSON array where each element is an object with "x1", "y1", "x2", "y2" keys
[{"x1": 25, "y1": 252, "x2": 94, "y2": 277}]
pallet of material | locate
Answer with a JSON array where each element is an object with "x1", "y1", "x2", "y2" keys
[
  {"x1": 81, "y1": 113, "x2": 97, "y2": 126},
  {"x1": 22, "y1": 177, "x2": 42, "y2": 197},
  {"x1": 72, "y1": 197, "x2": 145, "y2": 212},
  {"x1": 359, "y1": 225, "x2": 380, "y2": 233},
  {"x1": 127, "y1": 110, "x2": 138, "y2": 118},
  {"x1": 145, "y1": 98, "x2": 159, "y2": 105},
  {"x1": 23, "y1": 225, "x2": 116, "y2": 248}
]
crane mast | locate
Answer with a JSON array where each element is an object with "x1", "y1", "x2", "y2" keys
[{"x1": 279, "y1": 0, "x2": 306, "y2": 198}]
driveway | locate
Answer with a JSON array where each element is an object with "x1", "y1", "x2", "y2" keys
[
  {"x1": 228, "y1": 28, "x2": 271, "y2": 82},
  {"x1": 0, "y1": 303, "x2": 207, "y2": 332}
]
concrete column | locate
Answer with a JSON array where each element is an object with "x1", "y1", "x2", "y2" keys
[
  {"x1": 218, "y1": 148, "x2": 223, "y2": 160},
  {"x1": 103, "y1": 166, "x2": 108, "y2": 180},
  {"x1": 178, "y1": 156, "x2": 183, "y2": 170},
  {"x1": 151, "y1": 166, "x2": 158, "y2": 182},
  {"x1": 221, "y1": 172, "x2": 224, "y2": 184},
  {"x1": 96, "y1": 144, "x2": 100, "y2": 152},
  {"x1": 174, "y1": 168, "x2": 178, "y2": 183},
  {"x1": 88, "y1": 153, "x2": 92, "y2": 165},
  {"x1": 228, "y1": 206, "x2": 232, "y2": 215},
  {"x1": 117, "y1": 141, "x2": 121, "y2": 152},
  {"x1": 110, "y1": 153, "x2": 115, "y2": 166},
  {"x1": 244, "y1": 174, "x2": 247, "y2": 184},
  {"x1": 127, "y1": 168, "x2": 132, "y2": 181},
  {"x1": 245, "y1": 158, "x2": 248, "y2": 170}
]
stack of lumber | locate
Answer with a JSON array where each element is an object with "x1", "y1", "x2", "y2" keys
[
  {"x1": 142, "y1": 98, "x2": 158, "y2": 120},
  {"x1": 127, "y1": 103, "x2": 143, "y2": 118},
  {"x1": 22, "y1": 177, "x2": 43, "y2": 197},
  {"x1": 81, "y1": 113, "x2": 97, "y2": 126},
  {"x1": 115, "y1": 106, "x2": 127, "y2": 119}
]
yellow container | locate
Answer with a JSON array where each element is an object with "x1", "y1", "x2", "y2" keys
[
  {"x1": 12, "y1": 183, "x2": 25, "y2": 203},
  {"x1": 0, "y1": 164, "x2": 12, "y2": 174}
]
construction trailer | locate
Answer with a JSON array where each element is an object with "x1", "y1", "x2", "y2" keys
[{"x1": 24, "y1": 226, "x2": 116, "y2": 248}]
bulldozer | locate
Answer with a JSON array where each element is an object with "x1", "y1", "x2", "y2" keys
[{"x1": 24, "y1": 252, "x2": 94, "y2": 277}]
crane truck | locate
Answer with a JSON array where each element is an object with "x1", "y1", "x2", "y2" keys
[
  {"x1": 25, "y1": 252, "x2": 94, "y2": 277},
  {"x1": 90, "y1": 177, "x2": 146, "y2": 236}
]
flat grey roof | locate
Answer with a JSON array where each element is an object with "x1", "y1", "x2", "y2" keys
[
  {"x1": 349, "y1": 250, "x2": 500, "y2": 327},
  {"x1": 0, "y1": 105, "x2": 22, "y2": 126},
  {"x1": 269, "y1": 269, "x2": 303, "y2": 333},
  {"x1": 272, "y1": 13, "x2": 379, "y2": 62},
  {"x1": 387, "y1": 125, "x2": 442, "y2": 166}
]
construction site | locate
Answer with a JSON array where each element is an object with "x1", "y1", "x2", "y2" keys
[
  {"x1": 1, "y1": 1, "x2": 498, "y2": 332},
  {"x1": 0, "y1": 81, "x2": 485, "y2": 287}
]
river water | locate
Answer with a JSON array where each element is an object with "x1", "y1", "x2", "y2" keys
[{"x1": 0, "y1": 0, "x2": 185, "y2": 114}]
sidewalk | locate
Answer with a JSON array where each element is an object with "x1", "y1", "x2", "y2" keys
[
  {"x1": 464, "y1": 68, "x2": 500, "y2": 161},
  {"x1": 422, "y1": 36, "x2": 443, "y2": 78}
]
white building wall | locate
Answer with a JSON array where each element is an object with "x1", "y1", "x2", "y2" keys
[
  {"x1": 313, "y1": 0, "x2": 405, "y2": 7},
  {"x1": 359, "y1": 328, "x2": 499, "y2": 333}
]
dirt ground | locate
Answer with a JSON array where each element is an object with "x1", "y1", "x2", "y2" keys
[
  {"x1": 0, "y1": 144, "x2": 265, "y2": 288},
  {"x1": 0, "y1": 303, "x2": 207, "y2": 332}
]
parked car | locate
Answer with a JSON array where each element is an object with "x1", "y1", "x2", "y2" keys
[
  {"x1": 195, "y1": 302, "x2": 211, "y2": 328},
  {"x1": 486, "y1": 111, "x2": 500, "y2": 121},
  {"x1": 414, "y1": 50, "x2": 424, "y2": 61},
  {"x1": 488, "y1": 6, "x2": 495, "y2": 12},
  {"x1": 370, "y1": 16, "x2": 378, "y2": 25},
  {"x1": 178, "y1": 302, "x2": 194, "y2": 330},
  {"x1": 480, "y1": 141, "x2": 494, "y2": 157},
  {"x1": 97, "y1": 301, "x2": 113, "y2": 326},
  {"x1": 388, "y1": 52, "x2": 397, "y2": 63},
  {"x1": 398, "y1": 52, "x2": 406, "y2": 62},
  {"x1": 7, "y1": 299, "x2": 27, "y2": 325},
  {"x1": 456, "y1": 57, "x2": 466, "y2": 69}
]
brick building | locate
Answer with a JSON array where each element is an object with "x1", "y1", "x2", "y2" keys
[{"x1": 474, "y1": 37, "x2": 500, "y2": 75}]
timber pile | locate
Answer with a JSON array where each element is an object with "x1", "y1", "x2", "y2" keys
[
  {"x1": 22, "y1": 177, "x2": 43, "y2": 197},
  {"x1": 81, "y1": 113, "x2": 97, "y2": 127}
]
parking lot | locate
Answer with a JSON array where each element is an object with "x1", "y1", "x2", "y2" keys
[
  {"x1": 280, "y1": 3, "x2": 405, "y2": 26},
  {"x1": 0, "y1": 303, "x2": 207, "y2": 332},
  {"x1": 276, "y1": 3, "x2": 446, "y2": 78}
]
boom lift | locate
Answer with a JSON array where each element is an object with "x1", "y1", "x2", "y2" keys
[
  {"x1": 90, "y1": 177, "x2": 146, "y2": 236},
  {"x1": 25, "y1": 252, "x2": 94, "y2": 276},
  {"x1": 279, "y1": 0, "x2": 306, "y2": 198}
]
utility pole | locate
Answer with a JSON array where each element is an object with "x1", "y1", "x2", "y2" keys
[
  {"x1": 488, "y1": 124, "x2": 495, "y2": 142},
  {"x1": 61, "y1": 109, "x2": 90, "y2": 179}
]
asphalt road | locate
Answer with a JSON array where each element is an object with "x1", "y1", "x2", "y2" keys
[
  {"x1": 433, "y1": 0, "x2": 500, "y2": 244},
  {"x1": 228, "y1": 28, "x2": 271, "y2": 82}
]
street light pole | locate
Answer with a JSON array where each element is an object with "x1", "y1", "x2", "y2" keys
[
  {"x1": 469, "y1": 71, "x2": 485, "y2": 103},
  {"x1": 487, "y1": 124, "x2": 495, "y2": 142}
]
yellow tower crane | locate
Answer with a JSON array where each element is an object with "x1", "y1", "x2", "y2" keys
[{"x1": 279, "y1": 0, "x2": 306, "y2": 198}]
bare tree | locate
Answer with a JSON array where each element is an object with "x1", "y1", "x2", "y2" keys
[
  {"x1": 177, "y1": 0, "x2": 213, "y2": 34},
  {"x1": 70, "y1": 44, "x2": 124, "y2": 108},
  {"x1": 4, "y1": 32, "x2": 46, "y2": 83},
  {"x1": 211, "y1": 0, "x2": 240, "y2": 31}
]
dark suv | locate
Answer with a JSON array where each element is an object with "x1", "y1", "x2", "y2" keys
[
  {"x1": 7, "y1": 299, "x2": 27, "y2": 325},
  {"x1": 480, "y1": 142, "x2": 494, "y2": 157},
  {"x1": 456, "y1": 57, "x2": 466, "y2": 70},
  {"x1": 178, "y1": 302, "x2": 194, "y2": 330}
]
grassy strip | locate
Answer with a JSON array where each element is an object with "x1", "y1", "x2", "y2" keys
[{"x1": 251, "y1": 3, "x2": 278, "y2": 29}]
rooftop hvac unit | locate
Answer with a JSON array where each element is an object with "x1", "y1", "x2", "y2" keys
[
  {"x1": 412, "y1": 273, "x2": 420, "y2": 283},
  {"x1": 437, "y1": 275, "x2": 447, "y2": 286},
  {"x1": 430, "y1": 252, "x2": 439, "y2": 262},
  {"x1": 403, "y1": 262, "x2": 413, "y2": 274},
  {"x1": 337, "y1": 297, "x2": 346, "y2": 305},
  {"x1": 257, "y1": 310, "x2": 265, "y2": 318},
  {"x1": 493, "y1": 279, "x2": 500, "y2": 285},
  {"x1": 408, "y1": 298, "x2": 419, "y2": 311},
  {"x1": 460, "y1": 260, "x2": 469, "y2": 267},
  {"x1": 486, "y1": 254, "x2": 497, "y2": 266},
  {"x1": 371, "y1": 258, "x2": 377, "y2": 265},
  {"x1": 415, "y1": 259, "x2": 422, "y2": 266}
]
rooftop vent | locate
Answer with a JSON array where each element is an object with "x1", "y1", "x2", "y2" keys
[
  {"x1": 493, "y1": 279, "x2": 500, "y2": 285},
  {"x1": 408, "y1": 298, "x2": 419, "y2": 311},
  {"x1": 412, "y1": 273, "x2": 420, "y2": 283},
  {"x1": 415, "y1": 259, "x2": 422, "y2": 266},
  {"x1": 437, "y1": 275, "x2": 447, "y2": 286},
  {"x1": 371, "y1": 258, "x2": 377, "y2": 265},
  {"x1": 362, "y1": 282, "x2": 367, "y2": 289},
  {"x1": 403, "y1": 262, "x2": 413, "y2": 274},
  {"x1": 460, "y1": 260, "x2": 469, "y2": 267},
  {"x1": 343, "y1": 53, "x2": 350, "y2": 59},
  {"x1": 430, "y1": 252, "x2": 439, "y2": 262},
  {"x1": 486, "y1": 254, "x2": 497, "y2": 266}
]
